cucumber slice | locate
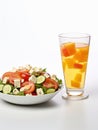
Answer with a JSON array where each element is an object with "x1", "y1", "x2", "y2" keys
[
  {"x1": 36, "y1": 75, "x2": 45, "y2": 84},
  {"x1": 0, "y1": 84, "x2": 4, "y2": 91},
  {"x1": 3, "y1": 84, "x2": 12, "y2": 94},
  {"x1": 46, "y1": 88, "x2": 55, "y2": 94},
  {"x1": 0, "y1": 79, "x2": 3, "y2": 84},
  {"x1": 17, "y1": 91, "x2": 25, "y2": 96}
]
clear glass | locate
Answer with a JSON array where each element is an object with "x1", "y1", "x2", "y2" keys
[{"x1": 59, "y1": 33, "x2": 91, "y2": 100}]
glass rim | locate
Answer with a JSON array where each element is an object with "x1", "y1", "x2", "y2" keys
[{"x1": 58, "y1": 32, "x2": 91, "y2": 39}]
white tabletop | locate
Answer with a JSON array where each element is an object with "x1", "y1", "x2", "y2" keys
[{"x1": 0, "y1": 83, "x2": 98, "y2": 130}]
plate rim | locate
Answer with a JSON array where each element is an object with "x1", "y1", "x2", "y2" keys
[{"x1": 0, "y1": 86, "x2": 63, "y2": 105}]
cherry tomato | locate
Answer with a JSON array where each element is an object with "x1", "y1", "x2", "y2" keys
[
  {"x1": 43, "y1": 78, "x2": 59, "y2": 90},
  {"x1": 2, "y1": 72, "x2": 19, "y2": 84},
  {"x1": 22, "y1": 81, "x2": 35, "y2": 94},
  {"x1": 9, "y1": 72, "x2": 21, "y2": 84},
  {"x1": 2, "y1": 72, "x2": 13, "y2": 79},
  {"x1": 2, "y1": 71, "x2": 23, "y2": 84},
  {"x1": 16, "y1": 71, "x2": 30, "y2": 81}
]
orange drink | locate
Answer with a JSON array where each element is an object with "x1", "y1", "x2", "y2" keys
[{"x1": 59, "y1": 33, "x2": 91, "y2": 100}]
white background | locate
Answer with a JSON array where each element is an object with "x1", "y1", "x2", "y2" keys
[
  {"x1": 0, "y1": 0, "x2": 98, "y2": 130},
  {"x1": 0, "y1": 0, "x2": 97, "y2": 74}
]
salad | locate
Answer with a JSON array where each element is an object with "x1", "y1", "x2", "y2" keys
[{"x1": 0, "y1": 65, "x2": 62, "y2": 96}]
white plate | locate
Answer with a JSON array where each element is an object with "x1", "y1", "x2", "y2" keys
[{"x1": 0, "y1": 87, "x2": 62, "y2": 105}]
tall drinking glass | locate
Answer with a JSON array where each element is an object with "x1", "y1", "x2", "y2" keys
[{"x1": 59, "y1": 33, "x2": 91, "y2": 100}]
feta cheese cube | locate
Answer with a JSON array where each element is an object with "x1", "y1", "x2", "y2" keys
[
  {"x1": 2, "y1": 77, "x2": 9, "y2": 84},
  {"x1": 14, "y1": 79, "x2": 21, "y2": 88},
  {"x1": 36, "y1": 88, "x2": 44, "y2": 95},
  {"x1": 29, "y1": 68, "x2": 34, "y2": 74},
  {"x1": 13, "y1": 88, "x2": 19, "y2": 95},
  {"x1": 25, "y1": 64, "x2": 32, "y2": 70},
  {"x1": 33, "y1": 67, "x2": 40, "y2": 72},
  {"x1": 29, "y1": 75, "x2": 37, "y2": 83},
  {"x1": 43, "y1": 73, "x2": 50, "y2": 78},
  {"x1": 51, "y1": 75, "x2": 58, "y2": 82}
]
